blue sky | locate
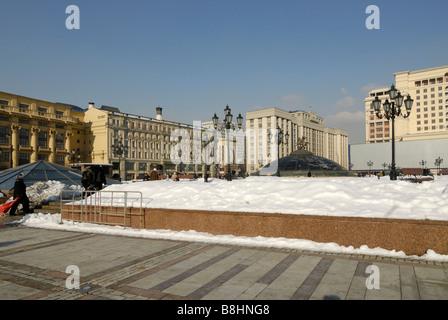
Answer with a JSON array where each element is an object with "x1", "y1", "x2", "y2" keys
[{"x1": 1, "y1": 0, "x2": 447, "y2": 144}]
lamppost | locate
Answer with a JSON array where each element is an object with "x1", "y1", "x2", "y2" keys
[
  {"x1": 66, "y1": 149, "x2": 77, "y2": 165},
  {"x1": 111, "y1": 139, "x2": 128, "y2": 182},
  {"x1": 435, "y1": 157, "x2": 443, "y2": 175},
  {"x1": 212, "y1": 105, "x2": 243, "y2": 181},
  {"x1": 419, "y1": 160, "x2": 426, "y2": 168},
  {"x1": 268, "y1": 127, "x2": 289, "y2": 177},
  {"x1": 367, "y1": 160, "x2": 373, "y2": 174},
  {"x1": 372, "y1": 85, "x2": 413, "y2": 180}
]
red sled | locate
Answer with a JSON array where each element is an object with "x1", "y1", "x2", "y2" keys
[{"x1": 0, "y1": 197, "x2": 20, "y2": 216}]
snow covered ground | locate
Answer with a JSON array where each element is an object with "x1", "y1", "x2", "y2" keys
[
  {"x1": 81, "y1": 175, "x2": 448, "y2": 220},
  {"x1": 10, "y1": 175, "x2": 448, "y2": 261}
]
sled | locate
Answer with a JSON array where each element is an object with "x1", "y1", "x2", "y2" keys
[{"x1": 0, "y1": 197, "x2": 20, "y2": 216}]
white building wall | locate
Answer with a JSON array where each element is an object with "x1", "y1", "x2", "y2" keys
[{"x1": 350, "y1": 138, "x2": 448, "y2": 171}]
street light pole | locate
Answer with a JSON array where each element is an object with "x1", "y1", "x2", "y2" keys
[
  {"x1": 367, "y1": 160, "x2": 373, "y2": 174},
  {"x1": 435, "y1": 157, "x2": 443, "y2": 175},
  {"x1": 111, "y1": 139, "x2": 128, "y2": 182},
  {"x1": 212, "y1": 106, "x2": 243, "y2": 181},
  {"x1": 419, "y1": 160, "x2": 426, "y2": 168},
  {"x1": 268, "y1": 127, "x2": 289, "y2": 177},
  {"x1": 372, "y1": 85, "x2": 413, "y2": 180}
]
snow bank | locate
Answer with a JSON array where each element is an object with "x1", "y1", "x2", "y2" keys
[
  {"x1": 98, "y1": 175, "x2": 448, "y2": 221},
  {"x1": 21, "y1": 180, "x2": 82, "y2": 205}
]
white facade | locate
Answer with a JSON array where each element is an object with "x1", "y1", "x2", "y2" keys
[
  {"x1": 350, "y1": 138, "x2": 448, "y2": 172},
  {"x1": 246, "y1": 107, "x2": 349, "y2": 174}
]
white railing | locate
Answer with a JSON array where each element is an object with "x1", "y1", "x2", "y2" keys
[{"x1": 60, "y1": 190, "x2": 144, "y2": 229}]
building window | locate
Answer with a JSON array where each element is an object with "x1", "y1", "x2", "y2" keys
[
  {"x1": 38, "y1": 131, "x2": 47, "y2": 147},
  {"x1": 56, "y1": 133, "x2": 64, "y2": 149},
  {"x1": 19, "y1": 153, "x2": 30, "y2": 165},
  {"x1": 56, "y1": 155, "x2": 65, "y2": 164},
  {"x1": 55, "y1": 110, "x2": 64, "y2": 118},
  {"x1": 19, "y1": 128, "x2": 30, "y2": 146},
  {"x1": 19, "y1": 103, "x2": 29, "y2": 111},
  {"x1": 0, "y1": 126, "x2": 9, "y2": 144},
  {"x1": 38, "y1": 154, "x2": 49, "y2": 161}
]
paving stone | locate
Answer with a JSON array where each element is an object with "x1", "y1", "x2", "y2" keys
[{"x1": 1, "y1": 225, "x2": 448, "y2": 300}]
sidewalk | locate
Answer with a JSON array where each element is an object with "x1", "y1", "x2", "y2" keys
[{"x1": 0, "y1": 221, "x2": 448, "y2": 300}]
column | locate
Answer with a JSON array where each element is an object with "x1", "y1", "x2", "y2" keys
[
  {"x1": 10, "y1": 125, "x2": 20, "y2": 168},
  {"x1": 30, "y1": 127, "x2": 40, "y2": 163},
  {"x1": 65, "y1": 131, "x2": 73, "y2": 166},
  {"x1": 49, "y1": 129, "x2": 57, "y2": 163}
]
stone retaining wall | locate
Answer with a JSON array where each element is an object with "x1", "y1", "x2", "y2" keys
[{"x1": 61, "y1": 205, "x2": 448, "y2": 256}]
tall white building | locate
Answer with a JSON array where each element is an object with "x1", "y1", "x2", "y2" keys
[
  {"x1": 365, "y1": 65, "x2": 448, "y2": 144},
  {"x1": 245, "y1": 107, "x2": 348, "y2": 174}
]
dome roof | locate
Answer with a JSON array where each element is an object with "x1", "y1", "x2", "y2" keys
[{"x1": 253, "y1": 149, "x2": 355, "y2": 177}]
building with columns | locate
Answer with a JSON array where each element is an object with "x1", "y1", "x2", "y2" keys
[
  {"x1": 245, "y1": 107, "x2": 349, "y2": 175},
  {"x1": 0, "y1": 91, "x2": 201, "y2": 181},
  {"x1": 0, "y1": 91, "x2": 87, "y2": 170}
]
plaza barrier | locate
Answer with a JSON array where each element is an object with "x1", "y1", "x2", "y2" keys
[{"x1": 60, "y1": 190, "x2": 144, "y2": 229}]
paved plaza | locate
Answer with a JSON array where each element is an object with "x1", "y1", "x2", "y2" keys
[{"x1": 0, "y1": 218, "x2": 448, "y2": 301}]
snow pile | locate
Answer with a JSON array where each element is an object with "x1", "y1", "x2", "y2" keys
[
  {"x1": 25, "y1": 180, "x2": 82, "y2": 205},
  {"x1": 94, "y1": 175, "x2": 448, "y2": 221}
]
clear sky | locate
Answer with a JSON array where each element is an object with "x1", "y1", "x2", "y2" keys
[{"x1": 1, "y1": 0, "x2": 447, "y2": 144}]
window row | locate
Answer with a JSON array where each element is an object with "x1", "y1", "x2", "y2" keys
[{"x1": 415, "y1": 78, "x2": 447, "y2": 87}]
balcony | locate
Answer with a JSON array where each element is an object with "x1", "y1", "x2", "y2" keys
[{"x1": 6, "y1": 106, "x2": 77, "y2": 123}]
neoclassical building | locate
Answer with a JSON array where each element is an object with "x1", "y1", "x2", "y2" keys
[
  {"x1": 84, "y1": 103, "x2": 196, "y2": 180},
  {"x1": 0, "y1": 91, "x2": 208, "y2": 180},
  {"x1": 0, "y1": 91, "x2": 87, "y2": 170}
]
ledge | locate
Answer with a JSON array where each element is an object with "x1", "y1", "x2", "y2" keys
[{"x1": 61, "y1": 206, "x2": 448, "y2": 256}]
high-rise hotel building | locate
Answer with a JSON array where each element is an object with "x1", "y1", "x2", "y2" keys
[
  {"x1": 365, "y1": 65, "x2": 448, "y2": 144},
  {"x1": 245, "y1": 107, "x2": 349, "y2": 174}
]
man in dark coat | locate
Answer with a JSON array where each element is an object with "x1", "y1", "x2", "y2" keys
[
  {"x1": 9, "y1": 173, "x2": 31, "y2": 215},
  {"x1": 93, "y1": 167, "x2": 107, "y2": 190}
]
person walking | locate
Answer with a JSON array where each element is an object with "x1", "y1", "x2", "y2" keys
[
  {"x1": 93, "y1": 167, "x2": 107, "y2": 190},
  {"x1": 9, "y1": 173, "x2": 31, "y2": 216},
  {"x1": 81, "y1": 166, "x2": 95, "y2": 198}
]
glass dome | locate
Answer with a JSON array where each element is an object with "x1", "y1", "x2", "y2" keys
[{"x1": 253, "y1": 149, "x2": 355, "y2": 177}]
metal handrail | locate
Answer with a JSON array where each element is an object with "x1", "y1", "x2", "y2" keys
[{"x1": 60, "y1": 190, "x2": 143, "y2": 229}]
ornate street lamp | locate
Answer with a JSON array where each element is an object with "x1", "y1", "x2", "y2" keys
[
  {"x1": 372, "y1": 85, "x2": 413, "y2": 180},
  {"x1": 111, "y1": 139, "x2": 128, "y2": 181},
  {"x1": 435, "y1": 157, "x2": 443, "y2": 175},
  {"x1": 367, "y1": 160, "x2": 373, "y2": 174},
  {"x1": 268, "y1": 127, "x2": 289, "y2": 176},
  {"x1": 419, "y1": 160, "x2": 427, "y2": 168},
  {"x1": 212, "y1": 106, "x2": 243, "y2": 181}
]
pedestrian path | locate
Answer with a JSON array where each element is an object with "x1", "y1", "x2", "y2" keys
[{"x1": 0, "y1": 224, "x2": 447, "y2": 300}]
